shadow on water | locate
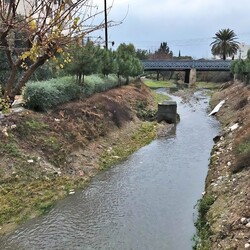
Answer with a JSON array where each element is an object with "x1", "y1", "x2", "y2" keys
[{"x1": 0, "y1": 89, "x2": 220, "y2": 250}]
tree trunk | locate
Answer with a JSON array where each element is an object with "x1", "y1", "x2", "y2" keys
[
  {"x1": 117, "y1": 73, "x2": 121, "y2": 86},
  {"x1": 157, "y1": 71, "x2": 160, "y2": 81},
  {"x1": 2, "y1": 30, "x2": 20, "y2": 100},
  {"x1": 82, "y1": 74, "x2": 84, "y2": 84},
  {"x1": 78, "y1": 73, "x2": 82, "y2": 85},
  {"x1": 223, "y1": 46, "x2": 226, "y2": 60},
  {"x1": 126, "y1": 76, "x2": 129, "y2": 85},
  {"x1": 244, "y1": 73, "x2": 250, "y2": 85},
  {"x1": 169, "y1": 72, "x2": 173, "y2": 80},
  {"x1": 11, "y1": 55, "x2": 49, "y2": 97},
  {"x1": 3, "y1": 66, "x2": 18, "y2": 100}
]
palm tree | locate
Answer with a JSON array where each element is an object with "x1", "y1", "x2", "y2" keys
[{"x1": 210, "y1": 28, "x2": 240, "y2": 60}]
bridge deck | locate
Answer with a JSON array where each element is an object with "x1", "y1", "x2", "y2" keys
[{"x1": 142, "y1": 60, "x2": 231, "y2": 71}]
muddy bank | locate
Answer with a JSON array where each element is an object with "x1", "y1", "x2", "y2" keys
[
  {"x1": 0, "y1": 80, "x2": 169, "y2": 235},
  {"x1": 195, "y1": 81, "x2": 250, "y2": 249}
]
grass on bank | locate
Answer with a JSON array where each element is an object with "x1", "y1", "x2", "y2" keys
[
  {"x1": 193, "y1": 195, "x2": 215, "y2": 250},
  {"x1": 142, "y1": 79, "x2": 176, "y2": 89},
  {"x1": 153, "y1": 92, "x2": 171, "y2": 104},
  {"x1": 0, "y1": 128, "x2": 84, "y2": 231},
  {"x1": 99, "y1": 122, "x2": 157, "y2": 170},
  {"x1": 143, "y1": 79, "x2": 223, "y2": 91},
  {"x1": 232, "y1": 134, "x2": 250, "y2": 173},
  {"x1": 0, "y1": 176, "x2": 89, "y2": 228},
  {"x1": 195, "y1": 82, "x2": 223, "y2": 90}
]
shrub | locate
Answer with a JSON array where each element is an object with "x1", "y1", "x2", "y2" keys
[
  {"x1": 24, "y1": 74, "x2": 127, "y2": 111},
  {"x1": 83, "y1": 74, "x2": 121, "y2": 97},
  {"x1": 232, "y1": 136, "x2": 250, "y2": 173},
  {"x1": 24, "y1": 77, "x2": 80, "y2": 111},
  {"x1": 235, "y1": 97, "x2": 248, "y2": 110},
  {"x1": 30, "y1": 63, "x2": 54, "y2": 81},
  {"x1": 136, "y1": 100, "x2": 157, "y2": 121}
]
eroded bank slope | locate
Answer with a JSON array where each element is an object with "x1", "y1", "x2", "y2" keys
[
  {"x1": 0, "y1": 81, "x2": 162, "y2": 235},
  {"x1": 196, "y1": 82, "x2": 250, "y2": 249}
]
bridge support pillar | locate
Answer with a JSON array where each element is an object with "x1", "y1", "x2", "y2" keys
[
  {"x1": 184, "y1": 69, "x2": 190, "y2": 83},
  {"x1": 189, "y1": 68, "x2": 196, "y2": 87}
]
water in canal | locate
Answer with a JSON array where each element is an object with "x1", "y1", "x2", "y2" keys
[{"x1": 0, "y1": 90, "x2": 220, "y2": 250}]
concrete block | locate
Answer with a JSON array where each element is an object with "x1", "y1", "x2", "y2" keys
[{"x1": 157, "y1": 100, "x2": 177, "y2": 123}]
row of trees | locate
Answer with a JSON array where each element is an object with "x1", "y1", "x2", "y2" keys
[
  {"x1": 0, "y1": 39, "x2": 144, "y2": 98},
  {"x1": 64, "y1": 41, "x2": 143, "y2": 84},
  {"x1": 0, "y1": 0, "x2": 178, "y2": 101}
]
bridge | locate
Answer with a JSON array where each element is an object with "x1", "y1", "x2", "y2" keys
[{"x1": 141, "y1": 59, "x2": 232, "y2": 84}]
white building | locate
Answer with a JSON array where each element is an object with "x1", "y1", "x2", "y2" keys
[
  {"x1": 3, "y1": 0, "x2": 73, "y2": 19},
  {"x1": 236, "y1": 43, "x2": 250, "y2": 60}
]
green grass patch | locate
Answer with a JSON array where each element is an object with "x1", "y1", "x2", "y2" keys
[
  {"x1": 153, "y1": 92, "x2": 171, "y2": 104},
  {"x1": 0, "y1": 142, "x2": 21, "y2": 157},
  {"x1": 193, "y1": 195, "x2": 215, "y2": 250},
  {"x1": 14, "y1": 118, "x2": 66, "y2": 167},
  {"x1": 232, "y1": 136, "x2": 250, "y2": 173},
  {"x1": 25, "y1": 119, "x2": 48, "y2": 131},
  {"x1": 237, "y1": 140, "x2": 250, "y2": 155},
  {"x1": 196, "y1": 82, "x2": 222, "y2": 90},
  {"x1": 136, "y1": 101, "x2": 157, "y2": 121},
  {"x1": 14, "y1": 118, "x2": 49, "y2": 139},
  {"x1": 42, "y1": 136, "x2": 61, "y2": 151},
  {"x1": 99, "y1": 122, "x2": 157, "y2": 170},
  {"x1": 0, "y1": 176, "x2": 89, "y2": 229},
  {"x1": 143, "y1": 79, "x2": 176, "y2": 89}
]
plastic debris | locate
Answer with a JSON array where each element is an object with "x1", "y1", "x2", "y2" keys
[{"x1": 209, "y1": 100, "x2": 225, "y2": 116}]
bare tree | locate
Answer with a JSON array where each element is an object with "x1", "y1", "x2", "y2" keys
[{"x1": 0, "y1": 0, "x2": 114, "y2": 100}]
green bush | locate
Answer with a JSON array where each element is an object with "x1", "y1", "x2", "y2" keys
[
  {"x1": 232, "y1": 136, "x2": 250, "y2": 173},
  {"x1": 136, "y1": 101, "x2": 157, "y2": 121},
  {"x1": 30, "y1": 63, "x2": 54, "y2": 81},
  {"x1": 83, "y1": 74, "x2": 122, "y2": 96},
  {"x1": 24, "y1": 77, "x2": 80, "y2": 111},
  {"x1": 24, "y1": 74, "x2": 127, "y2": 111}
]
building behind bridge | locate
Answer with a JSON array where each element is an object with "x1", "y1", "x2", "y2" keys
[{"x1": 237, "y1": 43, "x2": 250, "y2": 60}]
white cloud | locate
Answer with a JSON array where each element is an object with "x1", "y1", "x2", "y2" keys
[{"x1": 91, "y1": 0, "x2": 250, "y2": 58}]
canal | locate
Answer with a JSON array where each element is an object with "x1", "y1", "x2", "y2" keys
[{"x1": 0, "y1": 90, "x2": 220, "y2": 250}]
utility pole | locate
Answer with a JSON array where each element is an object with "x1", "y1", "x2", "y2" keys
[{"x1": 104, "y1": 0, "x2": 108, "y2": 50}]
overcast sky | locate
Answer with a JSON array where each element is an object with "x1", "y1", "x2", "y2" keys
[{"x1": 91, "y1": 0, "x2": 250, "y2": 59}]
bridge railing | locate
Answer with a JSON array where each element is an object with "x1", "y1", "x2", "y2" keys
[{"x1": 141, "y1": 59, "x2": 232, "y2": 71}]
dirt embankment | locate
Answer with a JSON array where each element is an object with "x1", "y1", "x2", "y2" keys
[
  {"x1": 0, "y1": 80, "x2": 162, "y2": 235},
  {"x1": 197, "y1": 81, "x2": 250, "y2": 249}
]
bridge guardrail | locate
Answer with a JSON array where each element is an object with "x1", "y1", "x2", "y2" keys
[{"x1": 142, "y1": 60, "x2": 231, "y2": 71}]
